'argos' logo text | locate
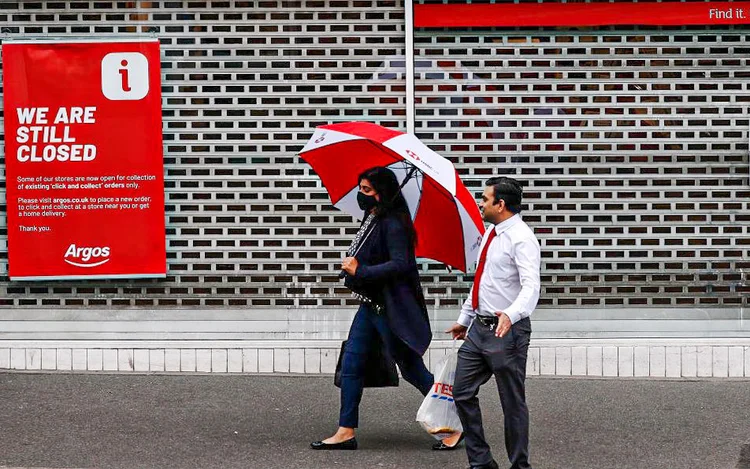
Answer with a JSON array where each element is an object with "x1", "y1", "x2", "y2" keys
[{"x1": 64, "y1": 244, "x2": 111, "y2": 268}]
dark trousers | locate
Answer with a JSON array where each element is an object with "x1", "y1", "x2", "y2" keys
[
  {"x1": 453, "y1": 317, "x2": 533, "y2": 469},
  {"x1": 339, "y1": 304, "x2": 434, "y2": 428}
]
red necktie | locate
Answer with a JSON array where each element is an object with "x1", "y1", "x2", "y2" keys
[{"x1": 471, "y1": 228, "x2": 498, "y2": 310}]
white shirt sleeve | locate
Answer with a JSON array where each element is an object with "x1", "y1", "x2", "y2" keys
[
  {"x1": 503, "y1": 236, "x2": 541, "y2": 324},
  {"x1": 457, "y1": 288, "x2": 476, "y2": 327}
]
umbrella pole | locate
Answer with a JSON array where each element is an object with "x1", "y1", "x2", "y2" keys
[{"x1": 398, "y1": 165, "x2": 419, "y2": 191}]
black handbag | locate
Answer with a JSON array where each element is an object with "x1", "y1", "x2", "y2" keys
[{"x1": 334, "y1": 339, "x2": 399, "y2": 388}]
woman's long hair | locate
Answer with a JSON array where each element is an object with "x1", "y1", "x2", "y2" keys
[{"x1": 358, "y1": 166, "x2": 418, "y2": 249}]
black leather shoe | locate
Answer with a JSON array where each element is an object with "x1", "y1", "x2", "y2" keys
[
  {"x1": 310, "y1": 437, "x2": 358, "y2": 450},
  {"x1": 432, "y1": 432, "x2": 464, "y2": 451}
]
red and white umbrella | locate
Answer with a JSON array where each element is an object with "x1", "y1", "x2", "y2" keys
[{"x1": 299, "y1": 121, "x2": 484, "y2": 273}]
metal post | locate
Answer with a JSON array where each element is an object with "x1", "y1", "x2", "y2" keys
[{"x1": 405, "y1": 0, "x2": 415, "y2": 134}]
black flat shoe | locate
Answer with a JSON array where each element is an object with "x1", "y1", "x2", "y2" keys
[
  {"x1": 432, "y1": 432, "x2": 464, "y2": 451},
  {"x1": 310, "y1": 437, "x2": 358, "y2": 450}
]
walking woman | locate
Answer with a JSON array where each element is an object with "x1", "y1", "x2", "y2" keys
[{"x1": 310, "y1": 166, "x2": 462, "y2": 451}]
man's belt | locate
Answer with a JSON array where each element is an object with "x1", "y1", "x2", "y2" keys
[{"x1": 474, "y1": 315, "x2": 499, "y2": 328}]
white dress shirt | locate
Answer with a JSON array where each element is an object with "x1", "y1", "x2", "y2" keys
[{"x1": 457, "y1": 214, "x2": 541, "y2": 327}]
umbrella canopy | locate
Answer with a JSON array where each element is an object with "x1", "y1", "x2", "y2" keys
[{"x1": 299, "y1": 121, "x2": 484, "y2": 273}]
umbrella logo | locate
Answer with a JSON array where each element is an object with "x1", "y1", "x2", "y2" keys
[
  {"x1": 405, "y1": 149, "x2": 438, "y2": 174},
  {"x1": 314, "y1": 132, "x2": 327, "y2": 144}
]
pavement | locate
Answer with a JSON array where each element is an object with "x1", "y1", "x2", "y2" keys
[{"x1": 1, "y1": 372, "x2": 749, "y2": 469}]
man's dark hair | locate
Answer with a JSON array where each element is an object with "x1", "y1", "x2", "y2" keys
[{"x1": 485, "y1": 176, "x2": 523, "y2": 214}]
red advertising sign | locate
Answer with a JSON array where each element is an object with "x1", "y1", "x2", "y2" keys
[
  {"x1": 2, "y1": 39, "x2": 165, "y2": 280},
  {"x1": 414, "y1": 1, "x2": 750, "y2": 28}
]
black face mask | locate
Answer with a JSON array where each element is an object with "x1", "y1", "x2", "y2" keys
[{"x1": 357, "y1": 192, "x2": 378, "y2": 212}]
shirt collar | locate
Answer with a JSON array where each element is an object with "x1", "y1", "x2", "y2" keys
[{"x1": 492, "y1": 214, "x2": 521, "y2": 235}]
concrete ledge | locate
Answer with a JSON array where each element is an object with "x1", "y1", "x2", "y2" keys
[{"x1": 1, "y1": 339, "x2": 749, "y2": 378}]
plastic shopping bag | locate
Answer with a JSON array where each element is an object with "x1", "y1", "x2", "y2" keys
[{"x1": 416, "y1": 351, "x2": 463, "y2": 440}]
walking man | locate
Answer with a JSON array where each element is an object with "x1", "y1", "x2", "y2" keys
[{"x1": 445, "y1": 176, "x2": 541, "y2": 469}]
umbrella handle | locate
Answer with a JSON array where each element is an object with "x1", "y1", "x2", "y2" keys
[
  {"x1": 338, "y1": 219, "x2": 378, "y2": 279},
  {"x1": 337, "y1": 167, "x2": 415, "y2": 279},
  {"x1": 338, "y1": 166, "x2": 416, "y2": 280}
]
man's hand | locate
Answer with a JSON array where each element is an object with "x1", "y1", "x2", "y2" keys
[
  {"x1": 341, "y1": 256, "x2": 359, "y2": 275},
  {"x1": 494, "y1": 312, "x2": 511, "y2": 338},
  {"x1": 445, "y1": 323, "x2": 468, "y2": 340}
]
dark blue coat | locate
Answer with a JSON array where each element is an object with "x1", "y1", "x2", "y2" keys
[{"x1": 344, "y1": 213, "x2": 432, "y2": 356}]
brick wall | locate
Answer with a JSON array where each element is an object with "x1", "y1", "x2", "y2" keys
[{"x1": 413, "y1": 28, "x2": 749, "y2": 310}]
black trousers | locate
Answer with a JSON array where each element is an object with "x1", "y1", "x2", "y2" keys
[{"x1": 453, "y1": 317, "x2": 532, "y2": 469}]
